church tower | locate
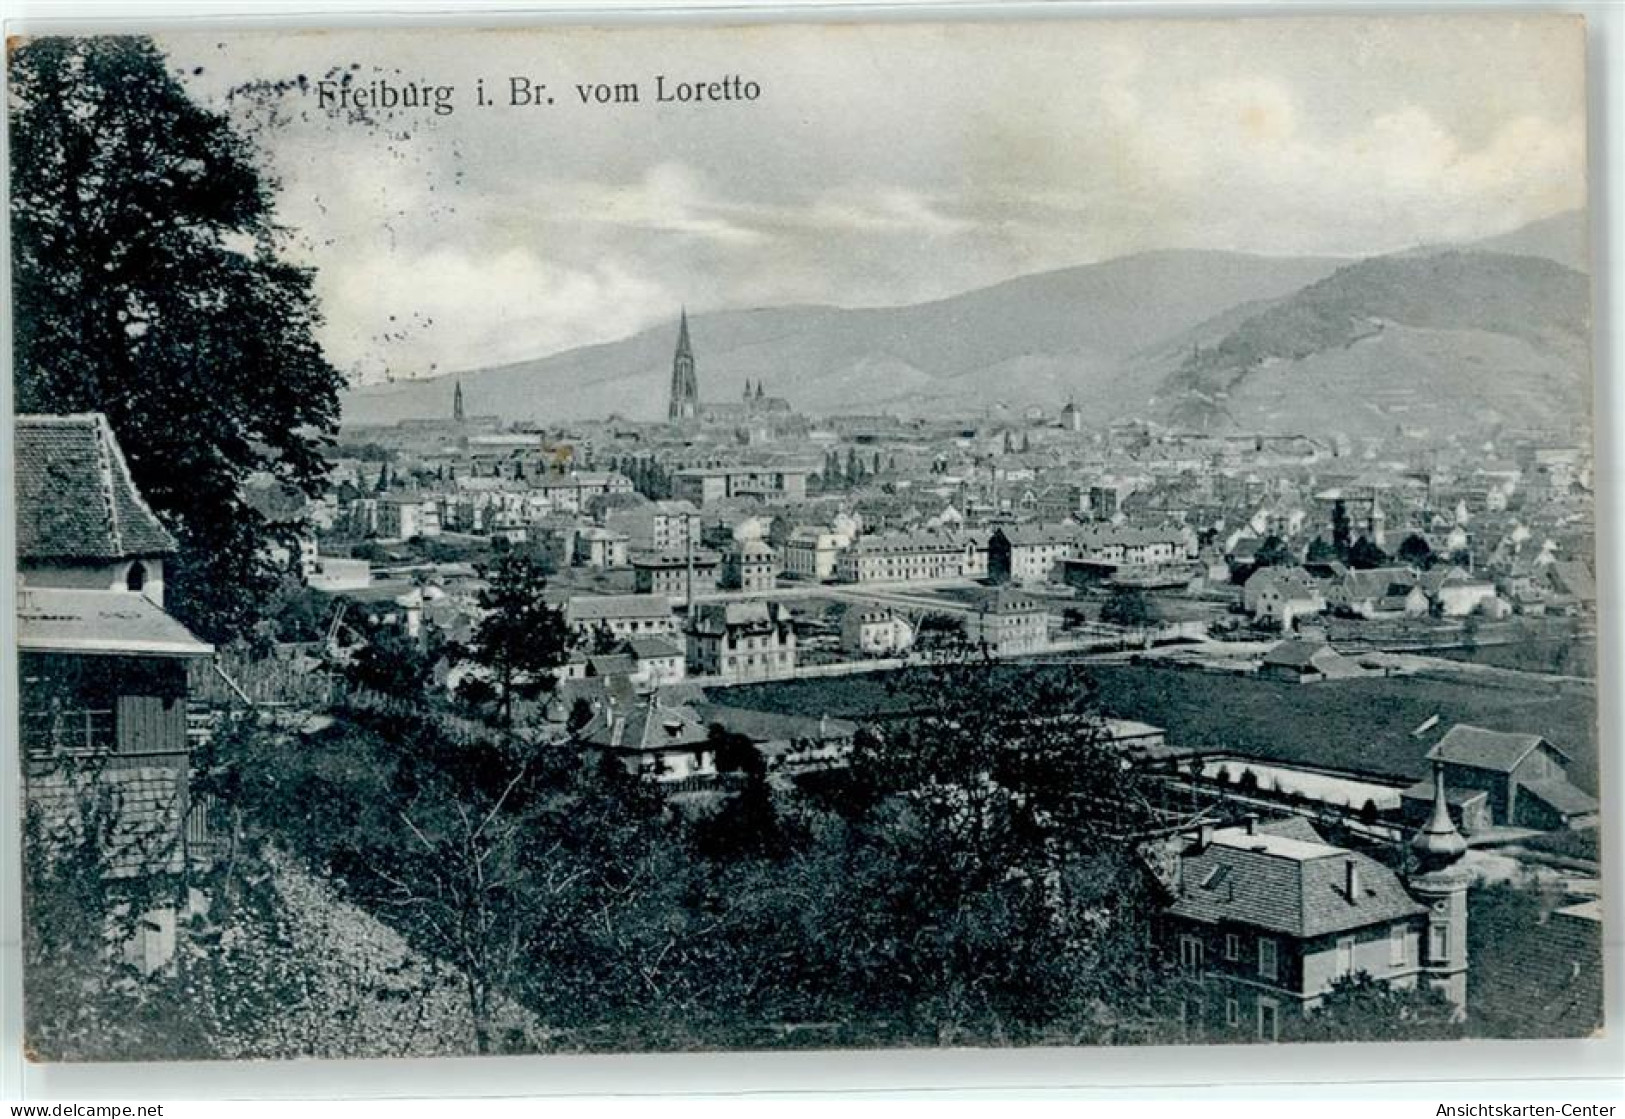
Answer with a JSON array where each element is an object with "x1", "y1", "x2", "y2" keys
[
  {"x1": 1408, "y1": 761, "x2": 1470, "y2": 1015},
  {"x1": 668, "y1": 309, "x2": 699, "y2": 422},
  {"x1": 453, "y1": 379, "x2": 465, "y2": 423}
]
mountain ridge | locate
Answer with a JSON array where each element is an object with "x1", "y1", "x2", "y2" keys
[{"x1": 340, "y1": 210, "x2": 1590, "y2": 434}]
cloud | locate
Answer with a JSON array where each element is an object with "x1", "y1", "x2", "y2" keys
[{"x1": 156, "y1": 17, "x2": 1587, "y2": 383}]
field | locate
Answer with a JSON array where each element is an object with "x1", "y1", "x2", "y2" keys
[
  {"x1": 713, "y1": 661, "x2": 1599, "y2": 793},
  {"x1": 1432, "y1": 637, "x2": 1597, "y2": 679}
]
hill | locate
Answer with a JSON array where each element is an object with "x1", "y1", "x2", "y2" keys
[{"x1": 1153, "y1": 251, "x2": 1592, "y2": 437}]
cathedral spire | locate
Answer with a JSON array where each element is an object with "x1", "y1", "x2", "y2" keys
[{"x1": 668, "y1": 308, "x2": 699, "y2": 422}]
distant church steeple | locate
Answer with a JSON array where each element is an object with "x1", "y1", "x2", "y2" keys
[
  {"x1": 668, "y1": 308, "x2": 699, "y2": 422},
  {"x1": 453, "y1": 379, "x2": 465, "y2": 423}
]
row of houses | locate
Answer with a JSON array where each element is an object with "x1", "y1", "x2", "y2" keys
[{"x1": 1242, "y1": 562, "x2": 1511, "y2": 629}]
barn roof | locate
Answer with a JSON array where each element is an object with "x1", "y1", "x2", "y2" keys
[{"x1": 1427, "y1": 724, "x2": 1567, "y2": 773}]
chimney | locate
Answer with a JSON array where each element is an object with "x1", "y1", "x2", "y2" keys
[
  {"x1": 1244, "y1": 814, "x2": 1259, "y2": 836},
  {"x1": 1195, "y1": 823, "x2": 1214, "y2": 851},
  {"x1": 1345, "y1": 858, "x2": 1361, "y2": 902}
]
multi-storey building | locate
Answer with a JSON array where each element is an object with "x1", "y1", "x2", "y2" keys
[
  {"x1": 1157, "y1": 784, "x2": 1469, "y2": 1043},
  {"x1": 782, "y1": 525, "x2": 850, "y2": 582},
  {"x1": 631, "y1": 550, "x2": 720, "y2": 600},
  {"x1": 686, "y1": 600, "x2": 797, "y2": 681},
  {"x1": 564, "y1": 594, "x2": 679, "y2": 641},
  {"x1": 672, "y1": 466, "x2": 809, "y2": 506},
  {"x1": 721, "y1": 539, "x2": 779, "y2": 592},
  {"x1": 963, "y1": 588, "x2": 1049, "y2": 656},
  {"x1": 836, "y1": 531, "x2": 979, "y2": 584}
]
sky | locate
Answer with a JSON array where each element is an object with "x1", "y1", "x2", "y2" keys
[{"x1": 155, "y1": 14, "x2": 1588, "y2": 386}]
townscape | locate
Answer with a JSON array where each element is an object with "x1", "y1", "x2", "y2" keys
[{"x1": 11, "y1": 29, "x2": 1603, "y2": 1062}]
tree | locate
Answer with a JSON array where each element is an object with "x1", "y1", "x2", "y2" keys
[
  {"x1": 829, "y1": 660, "x2": 1173, "y2": 1042},
  {"x1": 1100, "y1": 587, "x2": 1155, "y2": 628},
  {"x1": 914, "y1": 611, "x2": 970, "y2": 658},
  {"x1": 1398, "y1": 533, "x2": 1436, "y2": 569},
  {"x1": 1348, "y1": 535, "x2": 1389, "y2": 570},
  {"x1": 344, "y1": 628, "x2": 434, "y2": 701},
  {"x1": 10, "y1": 37, "x2": 344, "y2": 643},
  {"x1": 1331, "y1": 499, "x2": 1352, "y2": 559},
  {"x1": 1298, "y1": 971, "x2": 1461, "y2": 1042},
  {"x1": 1253, "y1": 535, "x2": 1292, "y2": 569},
  {"x1": 1305, "y1": 537, "x2": 1339, "y2": 564},
  {"x1": 463, "y1": 553, "x2": 570, "y2": 726}
]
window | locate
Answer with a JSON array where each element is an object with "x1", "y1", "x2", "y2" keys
[
  {"x1": 126, "y1": 561, "x2": 147, "y2": 592},
  {"x1": 1179, "y1": 935, "x2": 1205, "y2": 977},
  {"x1": 1257, "y1": 997, "x2": 1280, "y2": 1043},
  {"x1": 1225, "y1": 933, "x2": 1241, "y2": 961},
  {"x1": 1337, "y1": 936, "x2": 1355, "y2": 976},
  {"x1": 1225, "y1": 998, "x2": 1240, "y2": 1028},
  {"x1": 1430, "y1": 921, "x2": 1450, "y2": 963},
  {"x1": 1390, "y1": 924, "x2": 1407, "y2": 968},
  {"x1": 1258, "y1": 937, "x2": 1279, "y2": 981}
]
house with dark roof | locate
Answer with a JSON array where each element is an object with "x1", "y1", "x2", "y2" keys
[
  {"x1": 965, "y1": 588, "x2": 1049, "y2": 657},
  {"x1": 687, "y1": 600, "x2": 797, "y2": 681},
  {"x1": 572, "y1": 688, "x2": 717, "y2": 785},
  {"x1": 16, "y1": 414, "x2": 215, "y2": 974},
  {"x1": 1402, "y1": 724, "x2": 1597, "y2": 832},
  {"x1": 1257, "y1": 639, "x2": 1360, "y2": 683},
  {"x1": 16, "y1": 413, "x2": 178, "y2": 605},
  {"x1": 1157, "y1": 815, "x2": 1435, "y2": 1042}
]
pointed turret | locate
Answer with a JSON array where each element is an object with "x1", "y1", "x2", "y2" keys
[{"x1": 1412, "y1": 760, "x2": 1467, "y2": 869}]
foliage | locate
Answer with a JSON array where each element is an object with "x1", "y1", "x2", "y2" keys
[
  {"x1": 344, "y1": 628, "x2": 435, "y2": 701},
  {"x1": 1398, "y1": 533, "x2": 1436, "y2": 569},
  {"x1": 914, "y1": 610, "x2": 970, "y2": 658},
  {"x1": 1331, "y1": 499, "x2": 1352, "y2": 559},
  {"x1": 1253, "y1": 534, "x2": 1293, "y2": 569},
  {"x1": 1306, "y1": 537, "x2": 1340, "y2": 563},
  {"x1": 10, "y1": 37, "x2": 343, "y2": 643},
  {"x1": 1348, "y1": 536, "x2": 1389, "y2": 570},
  {"x1": 462, "y1": 553, "x2": 571, "y2": 725},
  {"x1": 1100, "y1": 587, "x2": 1155, "y2": 628},
  {"x1": 20, "y1": 759, "x2": 202, "y2": 1061},
  {"x1": 1298, "y1": 971, "x2": 1461, "y2": 1042}
]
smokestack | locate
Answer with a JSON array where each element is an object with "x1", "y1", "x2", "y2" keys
[{"x1": 1345, "y1": 858, "x2": 1361, "y2": 902}]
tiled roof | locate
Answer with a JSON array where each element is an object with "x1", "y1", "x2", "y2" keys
[
  {"x1": 1428, "y1": 724, "x2": 1562, "y2": 773},
  {"x1": 577, "y1": 695, "x2": 710, "y2": 752},
  {"x1": 1547, "y1": 561, "x2": 1595, "y2": 602},
  {"x1": 979, "y1": 588, "x2": 1045, "y2": 615},
  {"x1": 26, "y1": 764, "x2": 188, "y2": 878},
  {"x1": 1168, "y1": 822, "x2": 1424, "y2": 939},
  {"x1": 17, "y1": 587, "x2": 212, "y2": 657},
  {"x1": 1261, "y1": 639, "x2": 1338, "y2": 669},
  {"x1": 625, "y1": 636, "x2": 683, "y2": 660},
  {"x1": 565, "y1": 594, "x2": 675, "y2": 623},
  {"x1": 15, "y1": 414, "x2": 177, "y2": 562},
  {"x1": 693, "y1": 702, "x2": 856, "y2": 744}
]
